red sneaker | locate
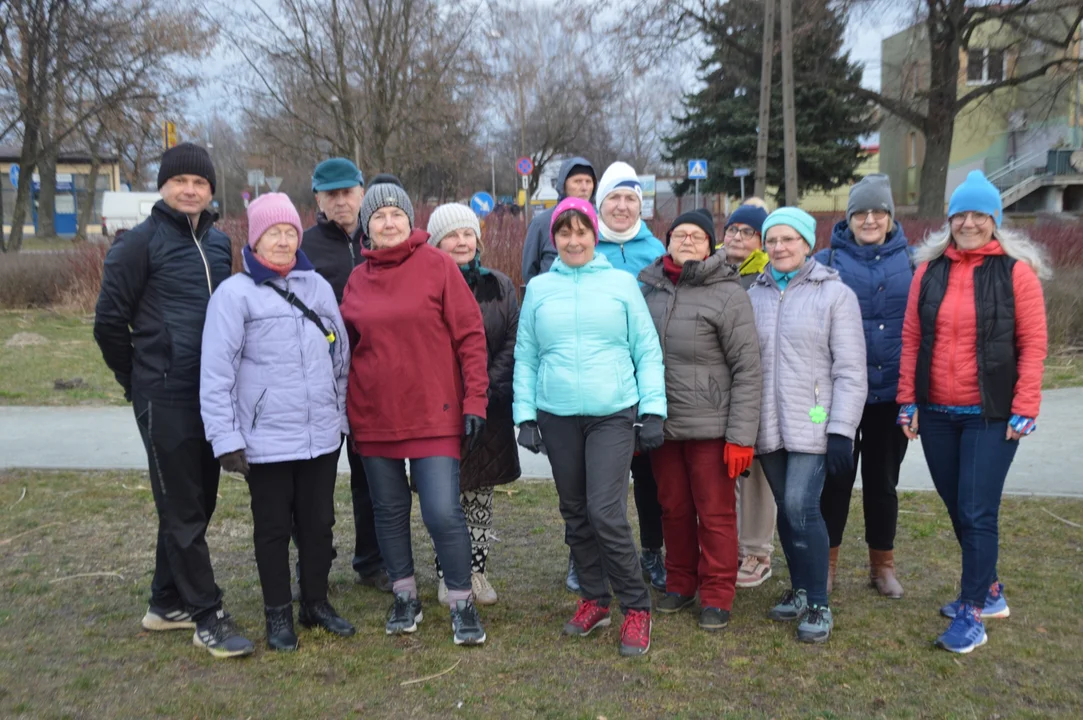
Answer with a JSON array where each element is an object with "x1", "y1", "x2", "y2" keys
[
  {"x1": 619, "y1": 609, "x2": 652, "y2": 656},
  {"x1": 563, "y1": 599, "x2": 611, "y2": 636}
]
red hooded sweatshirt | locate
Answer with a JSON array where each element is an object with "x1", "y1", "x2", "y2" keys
[
  {"x1": 897, "y1": 240, "x2": 1046, "y2": 417},
  {"x1": 340, "y1": 229, "x2": 488, "y2": 458}
]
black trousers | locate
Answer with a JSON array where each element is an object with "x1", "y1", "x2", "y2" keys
[
  {"x1": 539, "y1": 408, "x2": 651, "y2": 612},
  {"x1": 346, "y1": 443, "x2": 384, "y2": 576},
  {"x1": 133, "y1": 393, "x2": 223, "y2": 622},
  {"x1": 820, "y1": 402, "x2": 909, "y2": 550},
  {"x1": 631, "y1": 452, "x2": 664, "y2": 550},
  {"x1": 249, "y1": 452, "x2": 339, "y2": 607}
]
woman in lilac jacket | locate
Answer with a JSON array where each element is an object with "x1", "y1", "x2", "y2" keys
[{"x1": 200, "y1": 194, "x2": 353, "y2": 652}]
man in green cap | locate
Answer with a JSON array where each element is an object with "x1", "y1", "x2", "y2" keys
[{"x1": 302, "y1": 157, "x2": 390, "y2": 592}]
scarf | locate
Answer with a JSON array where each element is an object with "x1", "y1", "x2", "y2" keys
[
  {"x1": 458, "y1": 252, "x2": 491, "y2": 288},
  {"x1": 251, "y1": 251, "x2": 296, "y2": 278},
  {"x1": 662, "y1": 254, "x2": 684, "y2": 285},
  {"x1": 597, "y1": 217, "x2": 643, "y2": 244}
]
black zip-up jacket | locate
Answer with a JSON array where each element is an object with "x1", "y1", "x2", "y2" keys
[
  {"x1": 93, "y1": 200, "x2": 232, "y2": 407},
  {"x1": 302, "y1": 212, "x2": 366, "y2": 303}
]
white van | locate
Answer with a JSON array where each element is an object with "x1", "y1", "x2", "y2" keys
[{"x1": 101, "y1": 191, "x2": 161, "y2": 237}]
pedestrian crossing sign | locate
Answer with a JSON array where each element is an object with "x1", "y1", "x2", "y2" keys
[{"x1": 688, "y1": 160, "x2": 708, "y2": 180}]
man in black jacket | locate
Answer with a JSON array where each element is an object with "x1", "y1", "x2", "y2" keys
[
  {"x1": 94, "y1": 142, "x2": 254, "y2": 658},
  {"x1": 302, "y1": 158, "x2": 390, "y2": 592}
]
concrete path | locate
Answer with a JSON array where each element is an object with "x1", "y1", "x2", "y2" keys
[{"x1": 2, "y1": 388, "x2": 1082, "y2": 497}]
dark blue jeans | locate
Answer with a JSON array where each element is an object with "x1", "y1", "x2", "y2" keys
[
  {"x1": 918, "y1": 410, "x2": 1018, "y2": 607},
  {"x1": 759, "y1": 450, "x2": 830, "y2": 606},
  {"x1": 361, "y1": 456, "x2": 472, "y2": 592}
]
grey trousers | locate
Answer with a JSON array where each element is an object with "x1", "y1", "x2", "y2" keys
[{"x1": 538, "y1": 407, "x2": 651, "y2": 612}]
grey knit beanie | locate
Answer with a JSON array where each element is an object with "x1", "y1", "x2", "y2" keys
[
  {"x1": 427, "y1": 203, "x2": 481, "y2": 247},
  {"x1": 360, "y1": 183, "x2": 414, "y2": 236},
  {"x1": 847, "y1": 174, "x2": 895, "y2": 221}
]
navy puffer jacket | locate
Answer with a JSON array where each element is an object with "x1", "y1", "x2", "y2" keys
[{"x1": 814, "y1": 220, "x2": 913, "y2": 405}]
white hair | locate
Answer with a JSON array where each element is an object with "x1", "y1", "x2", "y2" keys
[{"x1": 913, "y1": 223, "x2": 1052, "y2": 280}]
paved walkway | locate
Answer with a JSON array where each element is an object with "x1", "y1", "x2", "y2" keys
[{"x1": 2, "y1": 388, "x2": 1082, "y2": 497}]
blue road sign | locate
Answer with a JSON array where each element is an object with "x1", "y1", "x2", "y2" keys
[
  {"x1": 8, "y1": 164, "x2": 19, "y2": 187},
  {"x1": 516, "y1": 156, "x2": 534, "y2": 176},
  {"x1": 688, "y1": 159, "x2": 708, "y2": 180},
  {"x1": 733, "y1": 168, "x2": 751, "y2": 177},
  {"x1": 470, "y1": 191, "x2": 495, "y2": 217}
]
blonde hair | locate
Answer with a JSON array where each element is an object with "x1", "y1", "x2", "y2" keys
[
  {"x1": 741, "y1": 196, "x2": 769, "y2": 210},
  {"x1": 913, "y1": 223, "x2": 1052, "y2": 280}
]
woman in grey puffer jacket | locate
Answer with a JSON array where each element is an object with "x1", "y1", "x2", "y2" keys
[
  {"x1": 749, "y1": 207, "x2": 866, "y2": 646},
  {"x1": 201, "y1": 193, "x2": 354, "y2": 652}
]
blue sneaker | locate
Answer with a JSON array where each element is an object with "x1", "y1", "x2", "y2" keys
[
  {"x1": 936, "y1": 604, "x2": 987, "y2": 654},
  {"x1": 767, "y1": 589, "x2": 808, "y2": 622},
  {"x1": 940, "y1": 581, "x2": 1010, "y2": 619}
]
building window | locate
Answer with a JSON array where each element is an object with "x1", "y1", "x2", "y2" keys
[
  {"x1": 967, "y1": 49, "x2": 1006, "y2": 85},
  {"x1": 908, "y1": 132, "x2": 919, "y2": 168}
]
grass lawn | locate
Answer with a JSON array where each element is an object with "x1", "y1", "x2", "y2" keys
[
  {"x1": 1, "y1": 470, "x2": 1081, "y2": 719},
  {"x1": 3, "y1": 310, "x2": 1082, "y2": 410}
]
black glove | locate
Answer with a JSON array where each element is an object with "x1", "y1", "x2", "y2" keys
[
  {"x1": 636, "y1": 415, "x2": 665, "y2": 453},
  {"x1": 464, "y1": 414, "x2": 486, "y2": 452},
  {"x1": 517, "y1": 421, "x2": 546, "y2": 455},
  {"x1": 219, "y1": 450, "x2": 250, "y2": 478},
  {"x1": 825, "y1": 434, "x2": 855, "y2": 477}
]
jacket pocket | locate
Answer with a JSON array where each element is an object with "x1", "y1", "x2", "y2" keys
[
  {"x1": 251, "y1": 388, "x2": 269, "y2": 430},
  {"x1": 708, "y1": 376, "x2": 723, "y2": 409}
]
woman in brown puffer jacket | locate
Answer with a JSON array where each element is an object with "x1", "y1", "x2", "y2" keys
[
  {"x1": 638, "y1": 208, "x2": 762, "y2": 633},
  {"x1": 428, "y1": 204, "x2": 521, "y2": 606}
]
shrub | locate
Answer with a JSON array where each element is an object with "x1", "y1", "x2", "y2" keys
[{"x1": 0, "y1": 253, "x2": 77, "y2": 307}]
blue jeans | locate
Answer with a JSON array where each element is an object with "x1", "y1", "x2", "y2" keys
[
  {"x1": 918, "y1": 410, "x2": 1018, "y2": 607},
  {"x1": 361, "y1": 456, "x2": 472, "y2": 592},
  {"x1": 759, "y1": 450, "x2": 830, "y2": 606}
]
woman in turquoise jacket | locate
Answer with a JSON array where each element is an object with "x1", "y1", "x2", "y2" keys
[
  {"x1": 514, "y1": 196, "x2": 666, "y2": 657},
  {"x1": 594, "y1": 161, "x2": 669, "y2": 593}
]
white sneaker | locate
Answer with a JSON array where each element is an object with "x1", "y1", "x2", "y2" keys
[
  {"x1": 736, "y1": 556, "x2": 773, "y2": 588},
  {"x1": 142, "y1": 606, "x2": 196, "y2": 631},
  {"x1": 438, "y1": 577, "x2": 448, "y2": 606},
  {"x1": 472, "y1": 572, "x2": 498, "y2": 606}
]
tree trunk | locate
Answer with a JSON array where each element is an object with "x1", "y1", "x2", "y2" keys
[
  {"x1": 0, "y1": 172, "x2": 5, "y2": 252},
  {"x1": 7, "y1": 129, "x2": 40, "y2": 252},
  {"x1": 76, "y1": 155, "x2": 102, "y2": 242},
  {"x1": 37, "y1": 145, "x2": 58, "y2": 238},
  {"x1": 917, "y1": 6, "x2": 963, "y2": 218},
  {"x1": 918, "y1": 114, "x2": 955, "y2": 217}
]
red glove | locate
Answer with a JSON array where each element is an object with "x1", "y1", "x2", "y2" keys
[{"x1": 723, "y1": 443, "x2": 754, "y2": 479}]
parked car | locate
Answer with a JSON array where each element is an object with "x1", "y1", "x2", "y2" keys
[{"x1": 101, "y1": 191, "x2": 160, "y2": 238}]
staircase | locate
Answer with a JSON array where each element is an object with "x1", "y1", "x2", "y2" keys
[{"x1": 986, "y1": 150, "x2": 1049, "y2": 209}]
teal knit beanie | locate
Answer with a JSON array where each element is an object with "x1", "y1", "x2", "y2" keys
[
  {"x1": 947, "y1": 170, "x2": 1003, "y2": 227},
  {"x1": 762, "y1": 207, "x2": 817, "y2": 250}
]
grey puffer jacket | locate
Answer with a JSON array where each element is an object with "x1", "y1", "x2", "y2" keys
[
  {"x1": 639, "y1": 254, "x2": 762, "y2": 446},
  {"x1": 748, "y1": 259, "x2": 867, "y2": 455}
]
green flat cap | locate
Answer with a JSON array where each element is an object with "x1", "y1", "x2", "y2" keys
[{"x1": 312, "y1": 158, "x2": 364, "y2": 192}]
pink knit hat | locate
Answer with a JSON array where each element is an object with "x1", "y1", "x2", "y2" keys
[
  {"x1": 247, "y1": 193, "x2": 304, "y2": 249},
  {"x1": 550, "y1": 196, "x2": 599, "y2": 246}
]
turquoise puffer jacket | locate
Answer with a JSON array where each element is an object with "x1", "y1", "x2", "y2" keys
[
  {"x1": 513, "y1": 253, "x2": 667, "y2": 423},
  {"x1": 596, "y1": 222, "x2": 666, "y2": 278}
]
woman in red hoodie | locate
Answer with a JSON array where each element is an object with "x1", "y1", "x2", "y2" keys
[
  {"x1": 896, "y1": 171, "x2": 1048, "y2": 654},
  {"x1": 340, "y1": 183, "x2": 490, "y2": 646}
]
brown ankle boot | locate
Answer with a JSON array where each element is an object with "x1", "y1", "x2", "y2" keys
[
  {"x1": 827, "y1": 546, "x2": 839, "y2": 594},
  {"x1": 869, "y1": 549, "x2": 904, "y2": 599}
]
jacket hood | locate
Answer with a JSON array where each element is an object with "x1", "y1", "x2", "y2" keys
[
  {"x1": 242, "y1": 245, "x2": 316, "y2": 284},
  {"x1": 829, "y1": 219, "x2": 909, "y2": 260},
  {"x1": 556, "y1": 156, "x2": 596, "y2": 202},
  {"x1": 640, "y1": 252, "x2": 738, "y2": 289},
  {"x1": 754, "y1": 256, "x2": 839, "y2": 291},
  {"x1": 551, "y1": 252, "x2": 612, "y2": 276}
]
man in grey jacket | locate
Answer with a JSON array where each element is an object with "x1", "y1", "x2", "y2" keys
[{"x1": 521, "y1": 156, "x2": 596, "y2": 284}]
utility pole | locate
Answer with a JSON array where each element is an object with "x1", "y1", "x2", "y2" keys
[
  {"x1": 754, "y1": 0, "x2": 776, "y2": 198},
  {"x1": 780, "y1": 0, "x2": 799, "y2": 205}
]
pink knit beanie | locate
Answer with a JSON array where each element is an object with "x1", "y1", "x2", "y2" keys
[
  {"x1": 247, "y1": 193, "x2": 304, "y2": 249},
  {"x1": 549, "y1": 196, "x2": 600, "y2": 246}
]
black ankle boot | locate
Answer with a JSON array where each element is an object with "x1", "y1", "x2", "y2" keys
[
  {"x1": 265, "y1": 603, "x2": 298, "y2": 651},
  {"x1": 299, "y1": 600, "x2": 356, "y2": 637}
]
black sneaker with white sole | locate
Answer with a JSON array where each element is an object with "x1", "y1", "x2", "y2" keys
[
  {"x1": 450, "y1": 599, "x2": 486, "y2": 646},
  {"x1": 142, "y1": 605, "x2": 196, "y2": 631},
  {"x1": 385, "y1": 591, "x2": 423, "y2": 635},
  {"x1": 193, "y1": 610, "x2": 255, "y2": 659}
]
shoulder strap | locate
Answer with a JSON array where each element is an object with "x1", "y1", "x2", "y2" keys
[{"x1": 267, "y1": 284, "x2": 336, "y2": 345}]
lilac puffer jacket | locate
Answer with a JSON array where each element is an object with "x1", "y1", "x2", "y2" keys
[{"x1": 200, "y1": 247, "x2": 349, "y2": 464}]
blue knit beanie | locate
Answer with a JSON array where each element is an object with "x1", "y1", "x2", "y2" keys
[
  {"x1": 762, "y1": 207, "x2": 817, "y2": 250},
  {"x1": 947, "y1": 170, "x2": 1002, "y2": 227},
  {"x1": 725, "y1": 204, "x2": 768, "y2": 234}
]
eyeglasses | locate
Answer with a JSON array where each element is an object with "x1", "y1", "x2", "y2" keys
[
  {"x1": 724, "y1": 226, "x2": 758, "y2": 240},
  {"x1": 950, "y1": 211, "x2": 992, "y2": 226},
  {"x1": 853, "y1": 209, "x2": 889, "y2": 221},
  {"x1": 764, "y1": 235, "x2": 807, "y2": 249},
  {"x1": 671, "y1": 231, "x2": 709, "y2": 244}
]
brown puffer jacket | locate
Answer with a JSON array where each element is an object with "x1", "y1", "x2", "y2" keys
[
  {"x1": 639, "y1": 254, "x2": 762, "y2": 446},
  {"x1": 459, "y1": 268, "x2": 521, "y2": 491}
]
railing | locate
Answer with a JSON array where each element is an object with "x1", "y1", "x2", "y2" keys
[{"x1": 986, "y1": 149, "x2": 1049, "y2": 193}]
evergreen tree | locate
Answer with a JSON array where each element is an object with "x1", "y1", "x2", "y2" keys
[{"x1": 665, "y1": 0, "x2": 875, "y2": 205}]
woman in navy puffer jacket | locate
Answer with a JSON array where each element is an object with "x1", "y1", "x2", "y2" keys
[{"x1": 813, "y1": 174, "x2": 912, "y2": 599}]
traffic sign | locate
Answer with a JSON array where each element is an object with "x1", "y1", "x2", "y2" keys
[
  {"x1": 266, "y1": 176, "x2": 283, "y2": 192},
  {"x1": 516, "y1": 156, "x2": 534, "y2": 176},
  {"x1": 8, "y1": 164, "x2": 18, "y2": 187},
  {"x1": 163, "y1": 121, "x2": 177, "y2": 150},
  {"x1": 241, "y1": 191, "x2": 251, "y2": 201},
  {"x1": 470, "y1": 191, "x2": 494, "y2": 217},
  {"x1": 247, "y1": 170, "x2": 265, "y2": 187},
  {"x1": 688, "y1": 159, "x2": 708, "y2": 180},
  {"x1": 733, "y1": 168, "x2": 751, "y2": 177}
]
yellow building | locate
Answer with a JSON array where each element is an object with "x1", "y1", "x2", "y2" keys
[
  {"x1": 1, "y1": 145, "x2": 123, "y2": 236},
  {"x1": 799, "y1": 148, "x2": 881, "y2": 213}
]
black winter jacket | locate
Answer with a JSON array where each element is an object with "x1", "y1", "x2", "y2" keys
[
  {"x1": 93, "y1": 201, "x2": 232, "y2": 407},
  {"x1": 302, "y1": 212, "x2": 366, "y2": 303}
]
